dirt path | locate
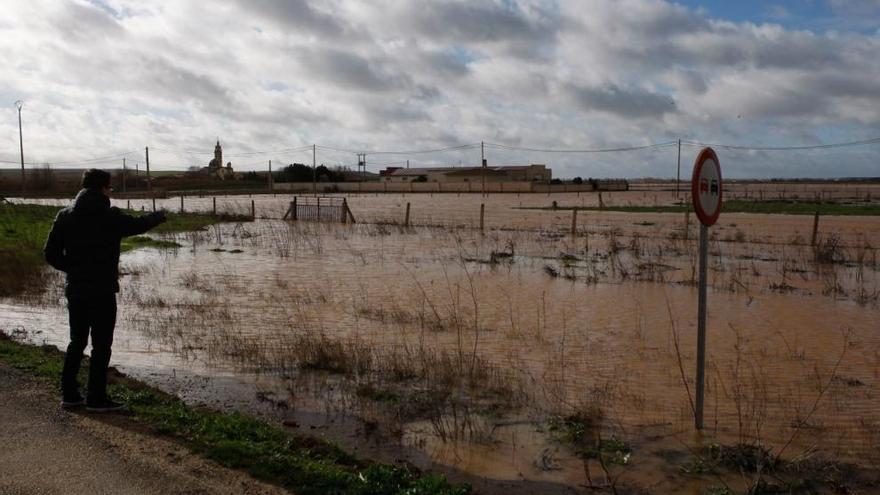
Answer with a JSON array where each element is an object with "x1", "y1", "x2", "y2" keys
[{"x1": 0, "y1": 362, "x2": 289, "y2": 495}]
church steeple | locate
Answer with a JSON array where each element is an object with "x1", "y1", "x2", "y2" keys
[{"x1": 213, "y1": 140, "x2": 222, "y2": 169}]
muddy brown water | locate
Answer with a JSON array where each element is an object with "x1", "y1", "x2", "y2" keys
[{"x1": 4, "y1": 191, "x2": 880, "y2": 493}]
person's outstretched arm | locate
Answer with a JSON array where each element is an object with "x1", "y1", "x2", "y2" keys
[{"x1": 112, "y1": 208, "x2": 167, "y2": 238}]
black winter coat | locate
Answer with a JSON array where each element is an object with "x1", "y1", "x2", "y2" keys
[{"x1": 43, "y1": 188, "x2": 165, "y2": 297}]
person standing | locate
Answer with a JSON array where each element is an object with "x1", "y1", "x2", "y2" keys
[{"x1": 44, "y1": 169, "x2": 166, "y2": 412}]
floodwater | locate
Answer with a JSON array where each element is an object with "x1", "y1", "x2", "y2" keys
[{"x1": 4, "y1": 190, "x2": 880, "y2": 493}]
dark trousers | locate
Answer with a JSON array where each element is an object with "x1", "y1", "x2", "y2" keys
[{"x1": 61, "y1": 294, "x2": 117, "y2": 401}]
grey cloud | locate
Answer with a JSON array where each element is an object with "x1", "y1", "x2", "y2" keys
[
  {"x1": 297, "y1": 47, "x2": 413, "y2": 93},
  {"x1": 752, "y1": 34, "x2": 844, "y2": 70},
  {"x1": 667, "y1": 69, "x2": 708, "y2": 95},
  {"x1": 55, "y1": 2, "x2": 125, "y2": 42},
  {"x1": 364, "y1": 102, "x2": 431, "y2": 125},
  {"x1": 239, "y1": 0, "x2": 346, "y2": 37},
  {"x1": 805, "y1": 72, "x2": 880, "y2": 99},
  {"x1": 741, "y1": 90, "x2": 830, "y2": 119},
  {"x1": 139, "y1": 56, "x2": 232, "y2": 107},
  {"x1": 419, "y1": 50, "x2": 472, "y2": 78},
  {"x1": 567, "y1": 83, "x2": 676, "y2": 119},
  {"x1": 409, "y1": 1, "x2": 559, "y2": 58},
  {"x1": 620, "y1": 1, "x2": 707, "y2": 38}
]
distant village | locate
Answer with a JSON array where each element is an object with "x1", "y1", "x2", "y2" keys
[
  {"x1": 192, "y1": 141, "x2": 554, "y2": 184},
  {"x1": 0, "y1": 140, "x2": 632, "y2": 195}
]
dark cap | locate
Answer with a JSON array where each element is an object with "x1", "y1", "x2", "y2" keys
[{"x1": 81, "y1": 169, "x2": 112, "y2": 190}]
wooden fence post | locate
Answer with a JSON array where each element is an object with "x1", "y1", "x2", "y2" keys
[
  {"x1": 479, "y1": 203, "x2": 485, "y2": 231},
  {"x1": 251, "y1": 199, "x2": 255, "y2": 220},
  {"x1": 405, "y1": 202, "x2": 411, "y2": 227},
  {"x1": 152, "y1": 198, "x2": 156, "y2": 212},
  {"x1": 345, "y1": 198, "x2": 356, "y2": 223},
  {"x1": 180, "y1": 195, "x2": 184, "y2": 213},
  {"x1": 293, "y1": 196, "x2": 297, "y2": 220},
  {"x1": 571, "y1": 208, "x2": 578, "y2": 235},
  {"x1": 212, "y1": 197, "x2": 216, "y2": 215},
  {"x1": 685, "y1": 210, "x2": 691, "y2": 241},
  {"x1": 811, "y1": 211, "x2": 820, "y2": 246}
]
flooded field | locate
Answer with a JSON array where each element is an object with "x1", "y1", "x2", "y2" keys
[{"x1": 4, "y1": 189, "x2": 880, "y2": 493}]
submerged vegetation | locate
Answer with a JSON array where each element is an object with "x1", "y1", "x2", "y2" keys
[{"x1": 522, "y1": 199, "x2": 880, "y2": 216}]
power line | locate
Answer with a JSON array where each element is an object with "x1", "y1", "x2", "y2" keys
[
  {"x1": 318, "y1": 143, "x2": 480, "y2": 155},
  {"x1": 369, "y1": 143, "x2": 481, "y2": 155},
  {"x1": 3, "y1": 135, "x2": 879, "y2": 170},
  {"x1": 483, "y1": 141, "x2": 678, "y2": 153},
  {"x1": 681, "y1": 137, "x2": 880, "y2": 151},
  {"x1": 0, "y1": 150, "x2": 139, "y2": 167},
  {"x1": 314, "y1": 144, "x2": 362, "y2": 155},
  {"x1": 151, "y1": 145, "x2": 314, "y2": 157}
]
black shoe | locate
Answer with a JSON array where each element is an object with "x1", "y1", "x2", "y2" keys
[
  {"x1": 61, "y1": 393, "x2": 85, "y2": 409},
  {"x1": 85, "y1": 398, "x2": 126, "y2": 413}
]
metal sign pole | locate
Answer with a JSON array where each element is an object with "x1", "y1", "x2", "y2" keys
[
  {"x1": 691, "y1": 146, "x2": 720, "y2": 432},
  {"x1": 695, "y1": 222, "x2": 708, "y2": 430}
]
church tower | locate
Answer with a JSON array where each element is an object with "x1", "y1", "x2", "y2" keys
[{"x1": 213, "y1": 140, "x2": 223, "y2": 170}]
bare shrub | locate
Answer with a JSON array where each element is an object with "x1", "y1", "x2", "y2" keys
[{"x1": 814, "y1": 233, "x2": 842, "y2": 264}]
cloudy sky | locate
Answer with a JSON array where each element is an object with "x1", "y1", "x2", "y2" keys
[{"x1": 1, "y1": 0, "x2": 878, "y2": 178}]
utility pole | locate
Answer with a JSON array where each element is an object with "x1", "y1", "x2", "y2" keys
[
  {"x1": 122, "y1": 158, "x2": 127, "y2": 193},
  {"x1": 481, "y1": 140, "x2": 486, "y2": 197},
  {"x1": 145, "y1": 146, "x2": 151, "y2": 191},
  {"x1": 15, "y1": 100, "x2": 24, "y2": 196},
  {"x1": 312, "y1": 144, "x2": 317, "y2": 195},
  {"x1": 357, "y1": 153, "x2": 367, "y2": 178},
  {"x1": 676, "y1": 139, "x2": 681, "y2": 198}
]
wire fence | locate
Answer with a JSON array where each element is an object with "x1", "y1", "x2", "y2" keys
[{"x1": 12, "y1": 187, "x2": 879, "y2": 251}]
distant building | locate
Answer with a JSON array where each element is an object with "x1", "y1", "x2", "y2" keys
[
  {"x1": 379, "y1": 164, "x2": 550, "y2": 183},
  {"x1": 199, "y1": 140, "x2": 234, "y2": 179},
  {"x1": 338, "y1": 169, "x2": 380, "y2": 181}
]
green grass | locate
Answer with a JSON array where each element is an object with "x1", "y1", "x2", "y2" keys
[
  {"x1": 151, "y1": 211, "x2": 253, "y2": 234},
  {"x1": 0, "y1": 203, "x2": 60, "y2": 250},
  {"x1": 121, "y1": 236, "x2": 182, "y2": 252},
  {"x1": 0, "y1": 333, "x2": 470, "y2": 495},
  {"x1": 0, "y1": 203, "x2": 250, "y2": 295},
  {"x1": 0, "y1": 203, "x2": 62, "y2": 296},
  {"x1": 521, "y1": 199, "x2": 880, "y2": 216}
]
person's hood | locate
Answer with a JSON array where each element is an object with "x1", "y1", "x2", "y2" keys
[{"x1": 72, "y1": 188, "x2": 110, "y2": 215}]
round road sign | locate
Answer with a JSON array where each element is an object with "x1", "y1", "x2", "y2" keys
[{"x1": 691, "y1": 147, "x2": 722, "y2": 226}]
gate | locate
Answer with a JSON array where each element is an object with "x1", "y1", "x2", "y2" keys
[{"x1": 283, "y1": 196, "x2": 355, "y2": 223}]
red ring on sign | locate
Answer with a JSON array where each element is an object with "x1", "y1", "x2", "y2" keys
[{"x1": 691, "y1": 147, "x2": 722, "y2": 226}]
